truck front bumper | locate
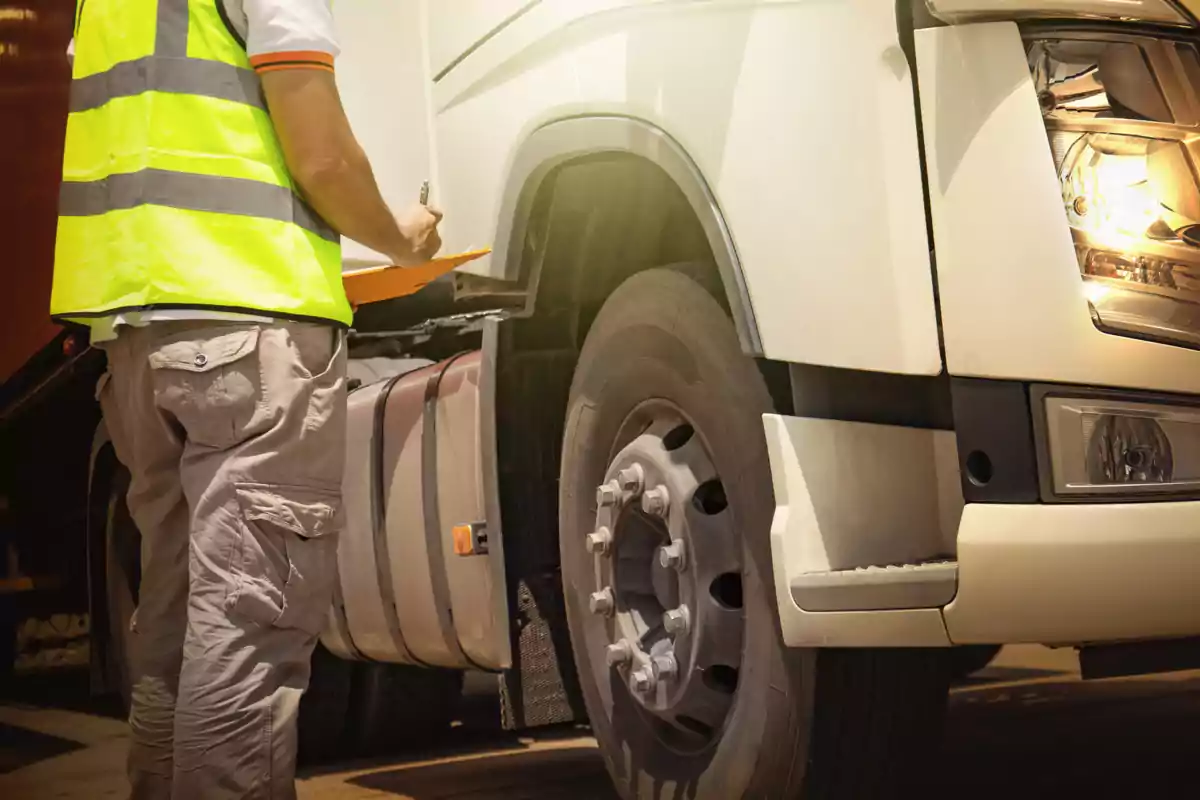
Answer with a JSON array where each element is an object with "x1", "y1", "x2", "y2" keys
[
  {"x1": 764, "y1": 413, "x2": 1200, "y2": 649},
  {"x1": 945, "y1": 501, "x2": 1200, "y2": 645}
]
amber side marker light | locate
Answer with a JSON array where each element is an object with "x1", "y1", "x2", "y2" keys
[{"x1": 452, "y1": 523, "x2": 489, "y2": 556}]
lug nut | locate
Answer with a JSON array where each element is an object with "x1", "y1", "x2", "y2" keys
[
  {"x1": 618, "y1": 464, "x2": 645, "y2": 494},
  {"x1": 658, "y1": 539, "x2": 687, "y2": 571},
  {"x1": 605, "y1": 639, "x2": 633, "y2": 667},
  {"x1": 652, "y1": 653, "x2": 678, "y2": 681},
  {"x1": 642, "y1": 486, "x2": 670, "y2": 517},
  {"x1": 596, "y1": 481, "x2": 621, "y2": 508},
  {"x1": 630, "y1": 667, "x2": 657, "y2": 694},
  {"x1": 585, "y1": 527, "x2": 613, "y2": 556},
  {"x1": 589, "y1": 588, "x2": 615, "y2": 617},
  {"x1": 663, "y1": 605, "x2": 690, "y2": 636}
]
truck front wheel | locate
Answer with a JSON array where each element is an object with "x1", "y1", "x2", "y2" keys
[{"x1": 559, "y1": 267, "x2": 949, "y2": 799}]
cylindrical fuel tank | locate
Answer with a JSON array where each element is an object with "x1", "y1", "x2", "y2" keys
[
  {"x1": 322, "y1": 358, "x2": 432, "y2": 663},
  {"x1": 322, "y1": 351, "x2": 511, "y2": 671}
]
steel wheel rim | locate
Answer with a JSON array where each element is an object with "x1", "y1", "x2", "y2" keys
[{"x1": 585, "y1": 401, "x2": 746, "y2": 753}]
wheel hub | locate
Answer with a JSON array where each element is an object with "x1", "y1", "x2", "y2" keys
[{"x1": 587, "y1": 412, "x2": 745, "y2": 746}]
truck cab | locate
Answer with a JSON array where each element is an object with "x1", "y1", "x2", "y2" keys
[
  {"x1": 10, "y1": 0, "x2": 1200, "y2": 797},
  {"x1": 293, "y1": 1, "x2": 1200, "y2": 794}
]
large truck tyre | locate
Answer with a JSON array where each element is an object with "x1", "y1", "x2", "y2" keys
[
  {"x1": 559, "y1": 268, "x2": 950, "y2": 799},
  {"x1": 100, "y1": 463, "x2": 353, "y2": 764}
]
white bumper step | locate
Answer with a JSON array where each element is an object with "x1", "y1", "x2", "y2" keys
[{"x1": 792, "y1": 561, "x2": 958, "y2": 613}]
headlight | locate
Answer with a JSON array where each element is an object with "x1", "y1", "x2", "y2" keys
[
  {"x1": 929, "y1": 0, "x2": 1192, "y2": 26},
  {"x1": 1030, "y1": 37, "x2": 1200, "y2": 350}
]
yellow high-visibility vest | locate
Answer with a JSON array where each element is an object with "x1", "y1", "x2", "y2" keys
[{"x1": 51, "y1": 0, "x2": 352, "y2": 327}]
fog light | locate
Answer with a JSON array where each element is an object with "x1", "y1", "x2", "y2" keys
[
  {"x1": 1041, "y1": 393, "x2": 1200, "y2": 498},
  {"x1": 1085, "y1": 414, "x2": 1173, "y2": 484}
]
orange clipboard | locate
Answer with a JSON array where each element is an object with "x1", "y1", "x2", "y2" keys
[{"x1": 342, "y1": 248, "x2": 491, "y2": 307}]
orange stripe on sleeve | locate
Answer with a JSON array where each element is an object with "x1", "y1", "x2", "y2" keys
[
  {"x1": 250, "y1": 50, "x2": 335, "y2": 72},
  {"x1": 255, "y1": 62, "x2": 334, "y2": 74}
]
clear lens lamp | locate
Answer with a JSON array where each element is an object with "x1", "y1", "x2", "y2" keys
[
  {"x1": 1029, "y1": 38, "x2": 1200, "y2": 351},
  {"x1": 1042, "y1": 394, "x2": 1200, "y2": 497},
  {"x1": 1084, "y1": 412, "x2": 1173, "y2": 484}
]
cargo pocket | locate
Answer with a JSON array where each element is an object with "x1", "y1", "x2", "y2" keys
[
  {"x1": 148, "y1": 326, "x2": 261, "y2": 449},
  {"x1": 228, "y1": 482, "x2": 341, "y2": 637}
]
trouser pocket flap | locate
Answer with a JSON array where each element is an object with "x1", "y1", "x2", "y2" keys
[
  {"x1": 229, "y1": 483, "x2": 341, "y2": 635},
  {"x1": 235, "y1": 483, "x2": 339, "y2": 540},
  {"x1": 149, "y1": 326, "x2": 259, "y2": 373}
]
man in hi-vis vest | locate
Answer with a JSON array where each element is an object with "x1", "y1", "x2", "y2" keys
[{"x1": 52, "y1": 1, "x2": 441, "y2": 796}]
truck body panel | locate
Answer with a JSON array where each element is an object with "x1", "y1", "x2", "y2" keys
[
  {"x1": 341, "y1": 0, "x2": 943, "y2": 374},
  {"x1": 918, "y1": 22, "x2": 1200, "y2": 395},
  {"x1": 764, "y1": 412, "x2": 960, "y2": 647},
  {"x1": 427, "y1": 0, "x2": 536, "y2": 77},
  {"x1": 946, "y1": 500, "x2": 1200, "y2": 644},
  {"x1": 335, "y1": 0, "x2": 437, "y2": 268}
]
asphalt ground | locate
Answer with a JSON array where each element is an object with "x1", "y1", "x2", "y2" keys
[{"x1": 1, "y1": 646, "x2": 1197, "y2": 799}]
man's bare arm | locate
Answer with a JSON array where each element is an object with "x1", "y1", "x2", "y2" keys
[{"x1": 261, "y1": 68, "x2": 441, "y2": 264}]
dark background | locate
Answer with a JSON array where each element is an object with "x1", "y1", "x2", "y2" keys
[{"x1": 0, "y1": 1, "x2": 74, "y2": 384}]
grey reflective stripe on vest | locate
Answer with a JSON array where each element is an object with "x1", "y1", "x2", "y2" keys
[
  {"x1": 69, "y1": 57, "x2": 265, "y2": 113},
  {"x1": 67, "y1": 0, "x2": 336, "y2": 244},
  {"x1": 156, "y1": 0, "x2": 189, "y2": 58},
  {"x1": 59, "y1": 169, "x2": 338, "y2": 243},
  {"x1": 72, "y1": 0, "x2": 258, "y2": 113}
]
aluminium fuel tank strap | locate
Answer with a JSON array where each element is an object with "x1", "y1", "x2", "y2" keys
[
  {"x1": 421, "y1": 352, "x2": 490, "y2": 672},
  {"x1": 328, "y1": 565, "x2": 366, "y2": 661},
  {"x1": 370, "y1": 371, "x2": 427, "y2": 666}
]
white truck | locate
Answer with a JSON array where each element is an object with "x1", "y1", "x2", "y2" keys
[{"x1": 77, "y1": 0, "x2": 1200, "y2": 797}]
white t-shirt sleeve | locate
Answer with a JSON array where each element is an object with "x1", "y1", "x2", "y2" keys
[{"x1": 222, "y1": 0, "x2": 339, "y2": 72}]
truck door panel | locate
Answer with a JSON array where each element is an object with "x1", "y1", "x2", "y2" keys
[{"x1": 334, "y1": 0, "x2": 436, "y2": 268}]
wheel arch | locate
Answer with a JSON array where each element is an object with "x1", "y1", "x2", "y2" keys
[
  {"x1": 487, "y1": 117, "x2": 780, "y2": 730},
  {"x1": 493, "y1": 114, "x2": 762, "y2": 357}
]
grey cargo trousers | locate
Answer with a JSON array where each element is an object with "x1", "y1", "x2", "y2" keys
[{"x1": 97, "y1": 320, "x2": 346, "y2": 800}]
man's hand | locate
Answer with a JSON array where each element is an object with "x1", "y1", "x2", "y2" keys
[{"x1": 391, "y1": 203, "x2": 444, "y2": 265}]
